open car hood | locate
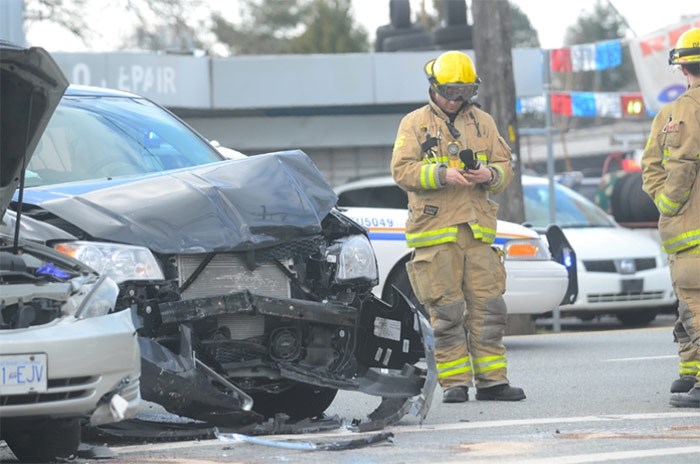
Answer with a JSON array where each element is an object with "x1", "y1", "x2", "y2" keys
[
  {"x1": 20, "y1": 151, "x2": 340, "y2": 254},
  {"x1": 0, "y1": 41, "x2": 68, "y2": 217}
]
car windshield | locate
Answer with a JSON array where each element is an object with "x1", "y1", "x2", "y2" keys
[
  {"x1": 523, "y1": 180, "x2": 614, "y2": 228},
  {"x1": 25, "y1": 95, "x2": 223, "y2": 187}
]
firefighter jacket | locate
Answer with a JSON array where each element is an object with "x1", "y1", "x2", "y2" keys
[
  {"x1": 390, "y1": 97, "x2": 513, "y2": 249},
  {"x1": 643, "y1": 81, "x2": 700, "y2": 254},
  {"x1": 642, "y1": 105, "x2": 672, "y2": 203}
]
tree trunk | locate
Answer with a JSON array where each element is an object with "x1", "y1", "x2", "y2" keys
[{"x1": 471, "y1": 0, "x2": 524, "y2": 224}]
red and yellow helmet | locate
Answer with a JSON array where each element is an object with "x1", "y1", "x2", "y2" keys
[
  {"x1": 668, "y1": 27, "x2": 700, "y2": 65},
  {"x1": 424, "y1": 51, "x2": 480, "y2": 101}
]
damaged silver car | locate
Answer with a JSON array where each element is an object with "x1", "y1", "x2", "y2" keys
[
  {"x1": 0, "y1": 42, "x2": 141, "y2": 462},
  {"x1": 5, "y1": 83, "x2": 436, "y2": 428}
]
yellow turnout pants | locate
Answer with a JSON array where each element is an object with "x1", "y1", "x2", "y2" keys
[
  {"x1": 671, "y1": 248, "x2": 700, "y2": 388},
  {"x1": 405, "y1": 224, "x2": 509, "y2": 389}
]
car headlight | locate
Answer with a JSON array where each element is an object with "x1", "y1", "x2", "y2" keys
[
  {"x1": 503, "y1": 238, "x2": 552, "y2": 261},
  {"x1": 75, "y1": 275, "x2": 120, "y2": 319},
  {"x1": 54, "y1": 241, "x2": 164, "y2": 283},
  {"x1": 326, "y1": 235, "x2": 379, "y2": 283}
]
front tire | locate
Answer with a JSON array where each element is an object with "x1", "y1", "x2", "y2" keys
[
  {"x1": 616, "y1": 310, "x2": 657, "y2": 327},
  {"x1": 4, "y1": 418, "x2": 81, "y2": 463},
  {"x1": 250, "y1": 383, "x2": 338, "y2": 420}
]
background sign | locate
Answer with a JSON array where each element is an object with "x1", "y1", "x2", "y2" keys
[{"x1": 629, "y1": 17, "x2": 700, "y2": 114}]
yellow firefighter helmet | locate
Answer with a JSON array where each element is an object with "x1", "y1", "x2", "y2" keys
[
  {"x1": 424, "y1": 51, "x2": 480, "y2": 101},
  {"x1": 668, "y1": 27, "x2": 700, "y2": 65}
]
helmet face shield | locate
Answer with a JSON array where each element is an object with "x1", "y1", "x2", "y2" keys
[
  {"x1": 435, "y1": 82, "x2": 480, "y2": 101},
  {"x1": 668, "y1": 27, "x2": 700, "y2": 65},
  {"x1": 668, "y1": 46, "x2": 700, "y2": 65}
]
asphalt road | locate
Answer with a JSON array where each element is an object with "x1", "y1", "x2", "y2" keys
[{"x1": 4, "y1": 313, "x2": 700, "y2": 463}]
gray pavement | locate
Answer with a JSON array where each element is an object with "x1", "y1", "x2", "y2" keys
[{"x1": 4, "y1": 313, "x2": 699, "y2": 463}]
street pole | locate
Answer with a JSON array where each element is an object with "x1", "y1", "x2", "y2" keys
[
  {"x1": 472, "y1": 0, "x2": 525, "y2": 225},
  {"x1": 543, "y1": 48, "x2": 561, "y2": 333}
]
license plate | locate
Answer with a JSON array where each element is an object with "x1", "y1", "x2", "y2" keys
[
  {"x1": 621, "y1": 278, "x2": 643, "y2": 293},
  {"x1": 0, "y1": 353, "x2": 48, "y2": 395}
]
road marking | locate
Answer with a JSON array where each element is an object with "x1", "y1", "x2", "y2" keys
[
  {"x1": 112, "y1": 440, "x2": 223, "y2": 454},
  {"x1": 605, "y1": 355, "x2": 676, "y2": 362},
  {"x1": 496, "y1": 445, "x2": 700, "y2": 464},
  {"x1": 111, "y1": 411, "x2": 700, "y2": 455},
  {"x1": 392, "y1": 411, "x2": 700, "y2": 433}
]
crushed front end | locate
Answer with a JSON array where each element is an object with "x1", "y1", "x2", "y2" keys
[{"x1": 128, "y1": 208, "x2": 435, "y2": 427}]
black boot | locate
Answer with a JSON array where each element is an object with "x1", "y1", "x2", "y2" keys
[
  {"x1": 442, "y1": 386, "x2": 469, "y2": 403},
  {"x1": 670, "y1": 375, "x2": 696, "y2": 393},
  {"x1": 670, "y1": 386, "x2": 700, "y2": 408},
  {"x1": 476, "y1": 384, "x2": 526, "y2": 401}
]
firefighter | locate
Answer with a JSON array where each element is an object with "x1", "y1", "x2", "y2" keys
[
  {"x1": 390, "y1": 51, "x2": 525, "y2": 403},
  {"x1": 642, "y1": 104, "x2": 700, "y2": 396},
  {"x1": 641, "y1": 27, "x2": 700, "y2": 408}
]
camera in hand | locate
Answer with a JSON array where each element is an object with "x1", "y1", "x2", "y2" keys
[{"x1": 459, "y1": 149, "x2": 480, "y2": 170}]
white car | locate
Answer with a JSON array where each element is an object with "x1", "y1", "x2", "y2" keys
[
  {"x1": 336, "y1": 174, "x2": 676, "y2": 326},
  {"x1": 522, "y1": 175, "x2": 676, "y2": 325},
  {"x1": 336, "y1": 177, "x2": 574, "y2": 316},
  {"x1": 0, "y1": 42, "x2": 141, "y2": 463}
]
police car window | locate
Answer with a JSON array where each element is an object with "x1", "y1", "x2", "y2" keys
[
  {"x1": 337, "y1": 189, "x2": 371, "y2": 207},
  {"x1": 338, "y1": 186, "x2": 408, "y2": 209},
  {"x1": 523, "y1": 182, "x2": 613, "y2": 228},
  {"x1": 369, "y1": 186, "x2": 408, "y2": 209}
]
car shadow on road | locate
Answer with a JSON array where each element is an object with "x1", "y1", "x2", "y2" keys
[{"x1": 535, "y1": 313, "x2": 676, "y2": 333}]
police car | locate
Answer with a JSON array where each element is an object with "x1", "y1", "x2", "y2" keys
[
  {"x1": 336, "y1": 176, "x2": 575, "y2": 316},
  {"x1": 338, "y1": 174, "x2": 676, "y2": 326}
]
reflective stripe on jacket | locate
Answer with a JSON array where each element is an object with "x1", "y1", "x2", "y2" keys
[{"x1": 391, "y1": 98, "x2": 513, "y2": 248}]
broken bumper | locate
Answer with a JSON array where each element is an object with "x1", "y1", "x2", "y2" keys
[{"x1": 138, "y1": 287, "x2": 436, "y2": 427}]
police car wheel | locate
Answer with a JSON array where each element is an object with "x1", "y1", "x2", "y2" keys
[{"x1": 383, "y1": 267, "x2": 428, "y2": 319}]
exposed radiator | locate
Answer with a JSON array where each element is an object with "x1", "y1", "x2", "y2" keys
[
  {"x1": 216, "y1": 313, "x2": 266, "y2": 340},
  {"x1": 177, "y1": 253, "x2": 292, "y2": 340},
  {"x1": 177, "y1": 253, "x2": 291, "y2": 300}
]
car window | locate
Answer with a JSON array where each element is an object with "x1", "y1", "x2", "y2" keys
[
  {"x1": 574, "y1": 181, "x2": 600, "y2": 203},
  {"x1": 338, "y1": 185, "x2": 408, "y2": 209},
  {"x1": 337, "y1": 188, "x2": 370, "y2": 207},
  {"x1": 523, "y1": 181, "x2": 614, "y2": 228},
  {"x1": 26, "y1": 96, "x2": 223, "y2": 186}
]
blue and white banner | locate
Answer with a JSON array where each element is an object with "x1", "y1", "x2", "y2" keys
[
  {"x1": 517, "y1": 92, "x2": 646, "y2": 118},
  {"x1": 550, "y1": 40, "x2": 623, "y2": 72}
]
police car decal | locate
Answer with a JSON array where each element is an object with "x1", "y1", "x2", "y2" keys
[{"x1": 344, "y1": 209, "x2": 533, "y2": 247}]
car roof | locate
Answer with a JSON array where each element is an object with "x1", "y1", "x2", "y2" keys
[
  {"x1": 335, "y1": 174, "x2": 546, "y2": 192},
  {"x1": 65, "y1": 84, "x2": 141, "y2": 98},
  {"x1": 335, "y1": 175, "x2": 396, "y2": 193},
  {"x1": 521, "y1": 175, "x2": 548, "y2": 185}
]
